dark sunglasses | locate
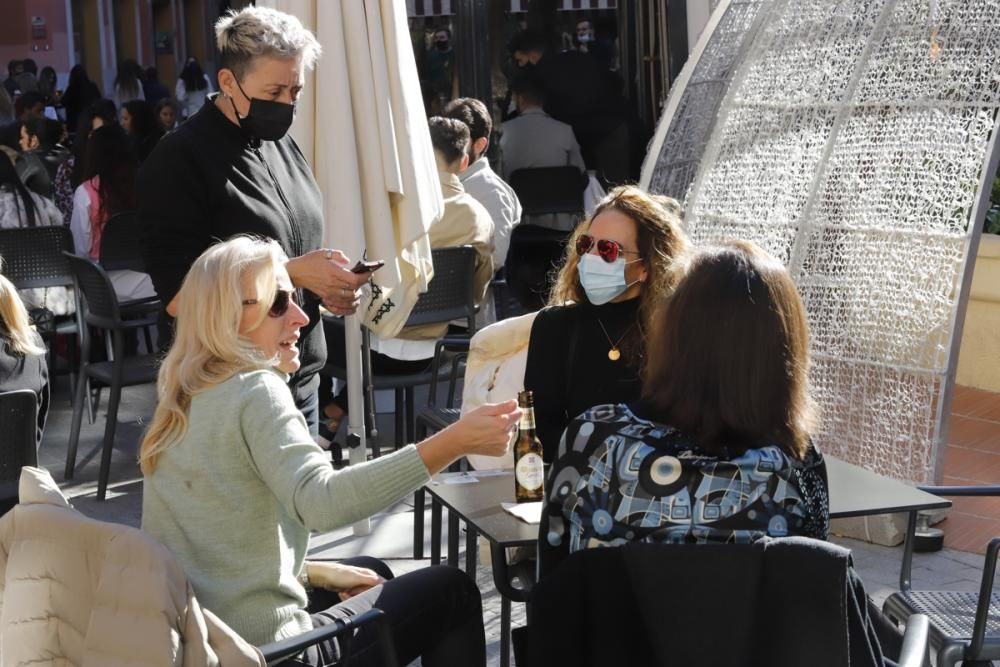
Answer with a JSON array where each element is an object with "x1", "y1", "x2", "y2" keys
[
  {"x1": 242, "y1": 288, "x2": 299, "y2": 318},
  {"x1": 575, "y1": 234, "x2": 640, "y2": 264}
]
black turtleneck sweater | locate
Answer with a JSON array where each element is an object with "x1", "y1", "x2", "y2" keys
[
  {"x1": 523, "y1": 297, "x2": 643, "y2": 462},
  {"x1": 137, "y1": 96, "x2": 324, "y2": 403}
]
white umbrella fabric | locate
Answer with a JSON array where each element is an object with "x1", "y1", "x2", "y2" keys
[{"x1": 258, "y1": 0, "x2": 443, "y2": 532}]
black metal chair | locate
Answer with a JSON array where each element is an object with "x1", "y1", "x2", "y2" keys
[
  {"x1": 504, "y1": 224, "x2": 570, "y2": 312},
  {"x1": 259, "y1": 607, "x2": 397, "y2": 666},
  {"x1": 0, "y1": 226, "x2": 79, "y2": 387},
  {"x1": 0, "y1": 390, "x2": 38, "y2": 516},
  {"x1": 883, "y1": 484, "x2": 1000, "y2": 666},
  {"x1": 99, "y1": 211, "x2": 148, "y2": 273},
  {"x1": 321, "y1": 246, "x2": 480, "y2": 457},
  {"x1": 412, "y1": 336, "x2": 470, "y2": 560},
  {"x1": 526, "y1": 540, "x2": 929, "y2": 667},
  {"x1": 504, "y1": 166, "x2": 587, "y2": 312},
  {"x1": 63, "y1": 253, "x2": 159, "y2": 500},
  {"x1": 507, "y1": 166, "x2": 588, "y2": 217}
]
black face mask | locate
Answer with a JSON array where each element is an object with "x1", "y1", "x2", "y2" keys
[
  {"x1": 230, "y1": 78, "x2": 295, "y2": 141},
  {"x1": 435, "y1": 40, "x2": 450, "y2": 51}
]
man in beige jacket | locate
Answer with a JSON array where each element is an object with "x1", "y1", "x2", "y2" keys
[
  {"x1": 323, "y1": 116, "x2": 494, "y2": 424},
  {"x1": 369, "y1": 116, "x2": 495, "y2": 360}
]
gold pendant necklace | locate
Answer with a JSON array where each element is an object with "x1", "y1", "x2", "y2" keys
[{"x1": 597, "y1": 318, "x2": 628, "y2": 362}]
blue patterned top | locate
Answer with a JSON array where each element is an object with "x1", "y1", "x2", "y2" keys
[{"x1": 539, "y1": 403, "x2": 830, "y2": 575}]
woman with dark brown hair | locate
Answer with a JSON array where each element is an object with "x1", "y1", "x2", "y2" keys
[
  {"x1": 523, "y1": 185, "x2": 689, "y2": 461},
  {"x1": 69, "y1": 123, "x2": 155, "y2": 301},
  {"x1": 538, "y1": 240, "x2": 829, "y2": 574}
]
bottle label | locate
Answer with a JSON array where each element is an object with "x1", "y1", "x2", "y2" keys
[{"x1": 515, "y1": 452, "x2": 544, "y2": 491}]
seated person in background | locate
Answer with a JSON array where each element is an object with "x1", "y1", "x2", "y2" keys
[
  {"x1": 524, "y1": 186, "x2": 688, "y2": 463},
  {"x1": 0, "y1": 272, "x2": 49, "y2": 447},
  {"x1": 0, "y1": 150, "x2": 62, "y2": 228},
  {"x1": 54, "y1": 99, "x2": 118, "y2": 225},
  {"x1": 0, "y1": 92, "x2": 45, "y2": 152},
  {"x1": 500, "y1": 67, "x2": 586, "y2": 231},
  {"x1": 70, "y1": 123, "x2": 155, "y2": 301},
  {"x1": 0, "y1": 153, "x2": 71, "y2": 317},
  {"x1": 443, "y1": 97, "x2": 522, "y2": 276},
  {"x1": 142, "y1": 67, "x2": 170, "y2": 108},
  {"x1": 155, "y1": 97, "x2": 178, "y2": 134},
  {"x1": 539, "y1": 241, "x2": 829, "y2": 575},
  {"x1": 141, "y1": 236, "x2": 518, "y2": 666},
  {"x1": 16, "y1": 116, "x2": 69, "y2": 198},
  {"x1": 321, "y1": 117, "x2": 494, "y2": 434},
  {"x1": 120, "y1": 99, "x2": 163, "y2": 162},
  {"x1": 444, "y1": 97, "x2": 522, "y2": 326}
]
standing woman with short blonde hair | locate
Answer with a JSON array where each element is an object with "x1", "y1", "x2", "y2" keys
[{"x1": 138, "y1": 6, "x2": 370, "y2": 435}]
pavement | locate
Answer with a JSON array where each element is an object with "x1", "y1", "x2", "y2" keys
[{"x1": 34, "y1": 373, "x2": 1000, "y2": 666}]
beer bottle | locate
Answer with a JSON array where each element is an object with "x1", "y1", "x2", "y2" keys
[{"x1": 514, "y1": 390, "x2": 544, "y2": 502}]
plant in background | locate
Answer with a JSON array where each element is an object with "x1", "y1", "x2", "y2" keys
[{"x1": 986, "y1": 174, "x2": 1000, "y2": 235}]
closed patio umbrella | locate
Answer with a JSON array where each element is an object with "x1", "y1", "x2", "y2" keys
[{"x1": 258, "y1": 0, "x2": 443, "y2": 531}]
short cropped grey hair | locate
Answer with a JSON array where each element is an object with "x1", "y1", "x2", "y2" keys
[{"x1": 215, "y1": 6, "x2": 322, "y2": 80}]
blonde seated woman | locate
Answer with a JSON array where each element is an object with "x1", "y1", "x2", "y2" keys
[
  {"x1": 0, "y1": 272, "x2": 49, "y2": 448},
  {"x1": 141, "y1": 236, "x2": 520, "y2": 667}
]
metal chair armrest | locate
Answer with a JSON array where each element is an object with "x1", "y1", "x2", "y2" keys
[
  {"x1": 896, "y1": 613, "x2": 929, "y2": 667},
  {"x1": 427, "y1": 336, "x2": 471, "y2": 406},
  {"x1": 258, "y1": 607, "x2": 395, "y2": 666},
  {"x1": 119, "y1": 295, "x2": 161, "y2": 308},
  {"x1": 437, "y1": 335, "x2": 472, "y2": 354}
]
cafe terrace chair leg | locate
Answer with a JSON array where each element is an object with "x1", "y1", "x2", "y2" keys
[
  {"x1": 489, "y1": 542, "x2": 535, "y2": 667},
  {"x1": 411, "y1": 336, "x2": 470, "y2": 559}
]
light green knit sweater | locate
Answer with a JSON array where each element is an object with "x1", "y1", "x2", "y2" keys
[{"x1": 141, "y1": 369, "x2": 431, "y2": 646}]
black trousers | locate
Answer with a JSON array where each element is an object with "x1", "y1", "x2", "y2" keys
[{"x1": 290, "y1": 557, "x2": 485, "y2": 667}]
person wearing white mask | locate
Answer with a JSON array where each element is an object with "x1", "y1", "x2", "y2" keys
[
  {"x1": 574, "y1": 20, "x2": 595, "y2": 51},
  {"x1": 523, "y1": 186, "x2": 689, "y2": 460}
]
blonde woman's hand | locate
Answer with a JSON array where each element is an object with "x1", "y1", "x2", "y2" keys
[
  {"x1": 417, "y1": 401, "x2": 521, "y2": 473},
  {"x1": 449, "y1": 400, "x2": 521, "y2": 457},
  {"x1": 306, "y1": 561, "x2": 384, "y2": 601}
]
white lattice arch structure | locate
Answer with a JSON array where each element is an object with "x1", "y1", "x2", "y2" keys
[{"x1": 641, "y1": 0, "x2": 1000, "y2": 484}]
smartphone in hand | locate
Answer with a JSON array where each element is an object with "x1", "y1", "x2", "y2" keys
[{"x1": 351, "y1": 259, "x2": 385, "y2": 274}]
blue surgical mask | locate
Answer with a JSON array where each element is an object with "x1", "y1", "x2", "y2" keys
[{"x1": 578, "y1": 253, "x2": 641, "y2": 305}]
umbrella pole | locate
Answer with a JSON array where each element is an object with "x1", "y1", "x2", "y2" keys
[{"x1": 345, "y1": 313, "x2": 371, "y2": 535}]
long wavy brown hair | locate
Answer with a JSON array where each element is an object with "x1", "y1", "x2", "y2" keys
[
  {"x1": 642, "y1": 241, "x2": 818, "y2": 460},
  {"x1": 547, "y1": 185, "x2": 690, "y2": 364}
]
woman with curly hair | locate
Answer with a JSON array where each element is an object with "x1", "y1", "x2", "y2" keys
[{"x1": 523, "y1": 185, "x2": 690, "y2": 461}]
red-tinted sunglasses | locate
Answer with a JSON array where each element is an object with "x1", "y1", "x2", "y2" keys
[
  {"x1": 575, "y1": 234, "x2": 641, "y2": 264},
  {"x1": 243, "y1": 288, "x2": 300, "y2": 318}
]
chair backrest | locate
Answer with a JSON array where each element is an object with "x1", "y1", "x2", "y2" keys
[
  {"x1": 527, "y1": 539, "x2": 884, "y2": 667},
  {"x1": 508, "y1": 166, "x2": 588, "y2": 217},
  {"x1": 0, "y1": 226, "x2": 74, "y2": 289},
  {"x1": 0, "y1": 390, "x2": 38, "y2": 512},
  {"x1": 100, "y1": 211, "x2": 147, "y2": 272},
  {"x1": 505, "y1": 224, "x2": 570, "y2": 311},
  {"x1": 405, "y1": 246, "x2": 479, "y2": 332},
  {"x1": 64, "y1": 252, "x2": 123, "y2": 329}
]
